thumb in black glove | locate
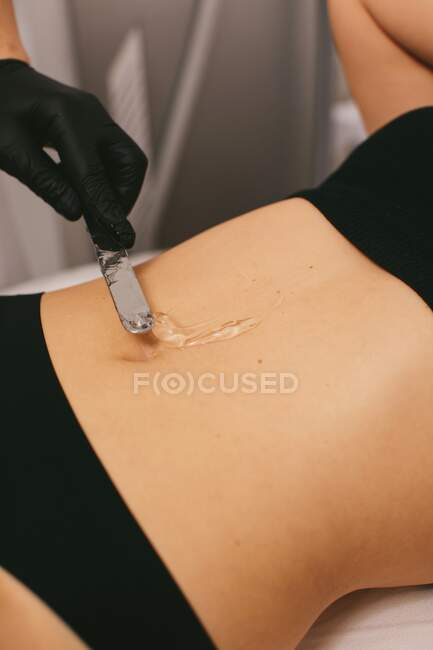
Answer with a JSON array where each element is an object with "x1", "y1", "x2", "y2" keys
[{"x1": 0, "y1": 59, "x2": 148, "y2": 250}]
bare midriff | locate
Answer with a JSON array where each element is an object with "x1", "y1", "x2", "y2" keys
[{"x1": 40, "y1": 198, "x2": 433, "y2": 649}]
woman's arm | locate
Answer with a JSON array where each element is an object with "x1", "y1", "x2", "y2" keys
[
  {"x1": 0, "y1": 0, "x2": 29, "y2": 61},
  {"x1": 328, "y1": 0, "x2": 433, "y2": 133}
]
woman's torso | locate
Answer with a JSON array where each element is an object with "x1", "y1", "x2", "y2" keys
[{"x1": 40, "y1": 197, "x2": 433, "y2": 647}]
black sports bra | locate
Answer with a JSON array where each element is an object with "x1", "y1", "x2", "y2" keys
[{"x1": 292, "y1": 106, "x2": 433, "y2": 312}]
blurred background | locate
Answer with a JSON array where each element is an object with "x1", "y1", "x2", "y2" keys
[{"x1": 1, "y1": 0, "x2": 366, "y2": 290}]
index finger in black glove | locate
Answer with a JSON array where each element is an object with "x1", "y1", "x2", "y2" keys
[{"x1": 0, "y1": 115, "x2": 82, "y2": 221}]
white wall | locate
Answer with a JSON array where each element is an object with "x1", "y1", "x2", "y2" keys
[{"x1": 71, "y1": 0, "x2": 325, "y2": 248}]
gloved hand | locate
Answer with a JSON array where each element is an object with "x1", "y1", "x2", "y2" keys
[{"x1": 0, "y1": 59, "x2": 148, "y2": 249}]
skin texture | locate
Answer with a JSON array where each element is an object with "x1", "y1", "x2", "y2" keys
[
  {"x1": 38, "y1": 198, "x2": 433, "y2": 649},
  {"x1": 328, "y1": 0, "x2": 433, "y2": 133},
  {"x1": 0, "y1": 0, "x2": 29, "y2": 62},
  {"x1": 3, "y1": 1, "x2": 433, "y2": 648},
  {"x1": 0, "y1": 568, "x2": 88, "y2": 650}
]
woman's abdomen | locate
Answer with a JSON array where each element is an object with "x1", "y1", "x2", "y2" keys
[{"x1": 42, "y1": 197, "x2": 433, "y2": 648}]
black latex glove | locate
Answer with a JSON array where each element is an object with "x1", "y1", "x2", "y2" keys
[{"x1": 0, "y1": 59, "x2": 148, "y2": 249}]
